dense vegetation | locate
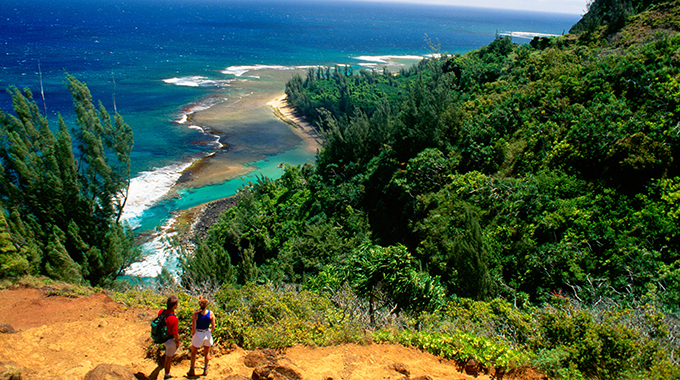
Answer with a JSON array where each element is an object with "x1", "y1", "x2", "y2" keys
[
  {"x1": 0, "y1": 75, "x2": 139, "y2": 286},
  {"x1": 187, "y1": 1, "x2": 680, "y2": 307},
  {"x1": 177, "y1": 1, "x2": 680, "y2": 378},
  {"x1": 3, "y1": 0, "x2": 680, "y2": 378},
  {"x1": 570, "y1": 0, "x2": 674, "y2": 34}
]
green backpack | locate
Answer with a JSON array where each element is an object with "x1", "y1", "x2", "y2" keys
[{"x1": 150, "y1": 311, "x2": 173, "y2": 343}]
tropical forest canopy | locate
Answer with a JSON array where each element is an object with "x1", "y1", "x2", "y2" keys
[{"x1": 182, "y1": 0, "x2": 680, "y2": 311}]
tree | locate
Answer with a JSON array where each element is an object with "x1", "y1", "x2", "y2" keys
[
  {"x1": 179, "y1": 239, "x2": 236, "y2": 287},
  {"x1": 0, "y1": 204, "x2": 28, "y2": 277},
  {"x1": 349, "y1": 243, "x2": 445, "y2": 325},
  {"x1": 0, "y1": 75, "x2": 139, "y2": 285},
  {"x1": 415, "y1": 197, "x2": 496, "y2": 300}
]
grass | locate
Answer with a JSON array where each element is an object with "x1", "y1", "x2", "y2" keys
[{"x1": 0, "y1": 275, "x2": 97, "y2": 297}]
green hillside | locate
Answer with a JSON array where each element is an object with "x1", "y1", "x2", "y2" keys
[
  {"x1": 3, "y1": 1, "x2": 680, "y2": 378},
  {"x1": 193, "y1": 1, "x2": 680, "y2": 307},
  {"x1": 178, "y1": 1, "x2": 680, "y2": 378}
]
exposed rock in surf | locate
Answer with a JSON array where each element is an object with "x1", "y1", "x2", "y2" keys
[{"x1": 191, "y1": 197, "x2": 238, "y2": 241}]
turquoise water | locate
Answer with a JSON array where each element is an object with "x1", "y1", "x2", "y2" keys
[
  {"x1": 135, "y1": 146, "x2": 316, "y2": 232},
  {"x1": 2, "y1": 0, "x2": 580, "y2": 176},
  {"x1": 175, "y1": 148, "x2": 315, "y2": 210},
  {"x1": 1, "y1": 0, "x2": 580, "y2": 277}
]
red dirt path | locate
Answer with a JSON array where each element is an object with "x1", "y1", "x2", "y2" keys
[{"x1": 0, "y1": 287, "x2": 545, "y2": 380}]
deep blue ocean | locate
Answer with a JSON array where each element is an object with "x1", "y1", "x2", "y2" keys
[{"x1": 1, "y1": 0, "x2": 580, "y2": 277}]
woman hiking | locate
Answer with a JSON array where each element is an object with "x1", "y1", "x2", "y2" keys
[{"x1": 187, "y1": 296, "x2": 216, "y2": 376}]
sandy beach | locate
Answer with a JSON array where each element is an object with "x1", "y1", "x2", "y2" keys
[
  {"x1": 268, "y1": 93, "x2": 323, "y2": 154},
  {"x1": 165, "y1": 69, "x2": 324, "y2": 241},
  {"x1": 172, "y1": 69, "x2": 320, "y2": 190}
]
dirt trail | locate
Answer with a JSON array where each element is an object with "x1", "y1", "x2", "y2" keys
[{"x1": 0, "y1": 287, "x2": 539, "y2": 380}]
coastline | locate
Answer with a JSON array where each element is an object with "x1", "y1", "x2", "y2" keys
[
  {"x1": 173, "y1": 93, "x2": 322, "y2": 246},
  {"x1": 125, "y1": 68, "x2": 324, "y2": 277},
  {"x1": 172, "y1": 70, "x2": 314, "y2": 190},
  {"x1": 268, "y1": 93, "x2": 323, "y2": 154},
  {"x1": 173, "y1": 196, "x2": 238, "y2": 250}
]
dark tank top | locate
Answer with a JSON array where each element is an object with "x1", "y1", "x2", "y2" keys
[{"x1": 196, "y1": 310, "x2": 211, "y2": 330}]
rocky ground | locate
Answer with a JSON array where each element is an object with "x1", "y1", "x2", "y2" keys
[
  {"x1": 0, "y1": 286, "x2": 547, "y2": 380},
  {"x1": 185, "y1": 197, "x2": 238, "y2": 242}
]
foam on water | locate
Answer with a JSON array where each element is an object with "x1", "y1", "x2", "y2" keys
[
  {"x1": 175, "y1": 97, "x2": 228, "y2": 124},
  {"x1": 125, "y1": 217, "x2": 181, "y2": 277},
  {"x1": 499, "y1": 31, "x2": 560, "y2": 39},
  {"x1": 295, "y1": 65, "x2": 323, "y2": 70},
  {"x1": 124, "y1": 144, "x2": 314, "y2": 279},
  {"x1": 122, "y1": 95, "x2": 229, "y2": 230},
  {"x1": 188, "y1": 125, "x2": 224, "y2": 149},
  {"x1": 120, "y1": 161, "x2": 196, "y2": 229},
  {"x1": 163, "y1": 76, "x2": 232, "y2": 87},
  {"x1": 177, "y1": 113, "x2": 189, "y2": 124},
  {"x1": 353, "y1": 55, "x2": 425, "y2": 64},
  {"x1": 172, "y1": 97, "x2": 227, "y2": 149},
  {"x1": 222, "y1": 64, "x2": 296, "y2": 77}
]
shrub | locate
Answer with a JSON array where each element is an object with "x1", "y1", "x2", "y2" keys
[
  {"x1": 373, "y1": 329, "x2": 530, "y2": 373},
  {"x1": 530, "y1": 298, "x2": 672, "y2": 379},
  {"x1": 213, "y1": 283, "x2": 369, "y2": 349}
]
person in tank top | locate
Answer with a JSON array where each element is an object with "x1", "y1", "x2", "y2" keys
[{"x1": 187, "y1": 296, "x2": 216, "y2": 377}]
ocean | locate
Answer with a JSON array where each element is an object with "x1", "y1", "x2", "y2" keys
[{"x1": 0, "y1": 0, "x2": 580, "y2": 278}]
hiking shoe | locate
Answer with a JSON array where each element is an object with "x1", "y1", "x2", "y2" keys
[
  {"x1": 203, "y1": 365, "x2": 209, "y2": 376},
  {"x1": 187, "y1": 368, "x2": 195, "y2": 377}
]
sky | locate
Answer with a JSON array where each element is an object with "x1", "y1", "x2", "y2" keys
[{"x1": 353, "y1": 0, "x2": 589, "y2": 15}]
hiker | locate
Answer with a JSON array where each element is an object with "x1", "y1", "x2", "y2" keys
[
  {"x1": 187, "y1": 296, "x2": 216, "y2": 376},
  {"x1": 159, "y1": 295, "x2": 180, "y2": 379}
]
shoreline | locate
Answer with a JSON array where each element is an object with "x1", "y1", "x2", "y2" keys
[
  {"x1": 172, "y1": 94, "x2": 322, "y2": 246},
  {"x1": 172, "y1": 73, "x2": 319, "y2": 191},
  {"x1": 126, "y1": 69, "x2": 324, "y2": 276},
  {"x1": 267, "y1": 93, "x2": 323, "y2": 154},
  {"x1": 176, "y1": 90, "x2": 321, "y2": 195},
  {"x1": 173, "y1": 195, "x2": 239, "y2": 250}
]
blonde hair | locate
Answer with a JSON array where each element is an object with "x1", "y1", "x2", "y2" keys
[{"x1": 198, "y1": 295, "x2": 209, "y2": 310}]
